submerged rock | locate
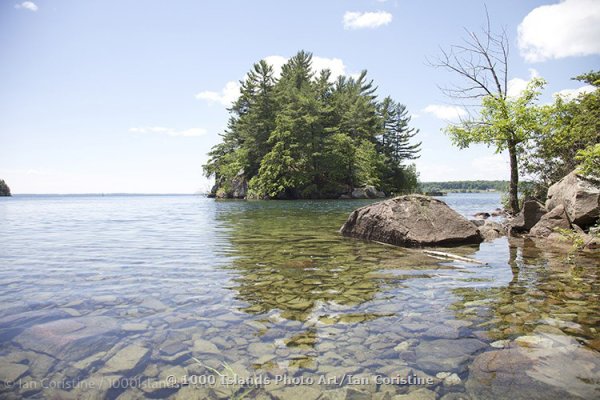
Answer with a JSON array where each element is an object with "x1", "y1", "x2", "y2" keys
[
  {"x1": 415, "y1": 338, "x2": 487, "y2": 372},
  {"x1": 340, "y1": 195, "x2": 483, "y2": 247},
  {"x1": 14, "y1": 316, "x2": 120, "y2": 361},
  {"x1": 101, "y1": 344, "x2": 149, "y2": 374},
  {"x1": 546, "y1": 170, "x2": 599, "y2": 229}
]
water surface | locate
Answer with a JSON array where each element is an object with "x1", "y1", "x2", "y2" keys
[{"x1": 0, "y1": 194, "x2": 598, "y2": 399}]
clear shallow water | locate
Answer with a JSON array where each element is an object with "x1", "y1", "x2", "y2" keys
[{"x1": 0, "y1": 193, "x2": 598, "y2": 399}]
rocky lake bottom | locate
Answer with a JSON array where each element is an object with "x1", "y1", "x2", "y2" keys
[{"x1": 0, "y1": 193, "x2": 599, "y2": 399}]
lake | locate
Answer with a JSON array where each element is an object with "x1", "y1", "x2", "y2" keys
[{"x1": 0, "y1": 193, "x2": 598, "y2": 399}]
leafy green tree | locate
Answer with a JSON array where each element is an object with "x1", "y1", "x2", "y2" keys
[
  {"x1": 432, "y1": 16, "x2": 543, "y2": 213},
  {"x1": 521, "y1": 70, "x2": 600, "y2": 189}
]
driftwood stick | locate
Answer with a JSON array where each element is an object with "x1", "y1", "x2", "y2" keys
[{"x1": 423, "y1": 250, "x2": 486, "y2": 265}]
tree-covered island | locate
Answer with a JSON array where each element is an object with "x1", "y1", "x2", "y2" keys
[{"x1": 203, "y1": 51, "x2": 421, "y2": 199}]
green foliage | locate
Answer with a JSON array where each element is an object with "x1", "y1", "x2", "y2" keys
[
  {"x1": 446, "y1": 78, "x2": 545, "y2": 152},
  {"x1": 444, "y1": 78, "x2": 546, "y2": 214},
  {"x1": 204, "y1": 50, "x2": 421, "y2": 199},
  {"x1": 576, "y1": 143, "x2": 600, "y2": 178},
  {"x1": 554, "y1": 227, "x2": 586, "y2": 251},
  {"x1": 0, "y1": 179, "x2": 11, "y2": 196},
  {"x1": 521, "y1": 70, "x2": 600, "y2": 188}
]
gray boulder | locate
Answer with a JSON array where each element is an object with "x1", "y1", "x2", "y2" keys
[
  {"x1": 230, "y1": 174, "x2": 248, "y2": 199},
  {"x1": 480, "y1": 220, "x2": 505, "y2": 241},
  {"x1": 340, "y1": 195, "x2": 483, "y2": 247},
  {"x1": 215, "y1": 170, "x2": 248, "y2": 199},
  {"x1": 529, "y1": 204, "x2": 571, "y2": 238},
  {"x1": 351, "y1": 185, "x2": 381, "y2": 199},
  {"x1": 509, "y1": 200, "x2": 547, "y2": 234},
  {"x1": 546, "y1": 171, "x2": 600, "y2": 228}
]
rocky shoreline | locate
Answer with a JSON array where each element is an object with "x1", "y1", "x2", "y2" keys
[{"x1": 338, "y1": 170, "x2": 599, "y2": 252}]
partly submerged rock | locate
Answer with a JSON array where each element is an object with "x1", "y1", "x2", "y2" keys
[
  {"x1": 479, "y1": 221, "x2": 505, "y2": 241},
  {"x1": 546, "y1": 170, "x2": 600, "y2": 229},
  {"x1": 340, "y1": 195, "x2": 483, "y2": 247},
  {"x1": 466, "y1": 334, "x2": 600, "y2": 400}
]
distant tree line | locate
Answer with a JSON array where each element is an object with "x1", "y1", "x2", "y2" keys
[
  {"x1": 204, "y1": 50, "x2": 421, "y2": 199},
  {"x1": 419, "y1": 180, "x2": 508, "y2": 193}
]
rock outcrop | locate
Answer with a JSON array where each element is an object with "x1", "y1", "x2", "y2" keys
[
  {"x1": 0, "y1": 179, "x2": 10, "y2": 196},
  {"x1": 545, "y1": 171, "x2": 599, "y2": 228},
  {"x1": 529, "y1": 205, "x2": 571, "y2": 238},
  {"x1": 340, "y1": 195, "x2": 483, "y2": 247},
  {"x1": 214, "y1": 170, "x2": 248, "y2": 199},
  {"x1": 509, "y1": 200, "x2": 547, "y2": 233},
  {"x1": 350, "y1": 185, "x2": 385, "y2": 199}
]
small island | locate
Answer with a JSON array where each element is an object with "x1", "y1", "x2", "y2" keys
[
  {"x1": 203, "y1": 51, "x2": 421, "y2": 200},
  {"x1": 0, "y1": 179, "x2": 11, "y2": 196}
]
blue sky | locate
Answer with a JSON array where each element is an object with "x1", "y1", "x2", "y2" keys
[{"x1": 1, "y1": 0, "x2": 599, "y2": 193}]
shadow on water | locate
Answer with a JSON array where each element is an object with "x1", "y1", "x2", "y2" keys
[{"x1": 450, "y1": 237, "x2": 600, "y2": 346}]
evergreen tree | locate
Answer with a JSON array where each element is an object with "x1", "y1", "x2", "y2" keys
[{"x1": 204, "y1": 50, "x2": 421, "y2": 199}]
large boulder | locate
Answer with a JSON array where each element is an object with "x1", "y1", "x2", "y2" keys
[
  {"x1": 509, "y1": 200, "x2": 547, "y2": 234},
  {"x1": 340, "y1": 195, "x2": 483, "y2": 247},
  {"x1": 529, "y1": 204, "x2": 571, "y2": 238},
  {"x1": 546, "y1": 171, "x2": 600, "y2": 228}
]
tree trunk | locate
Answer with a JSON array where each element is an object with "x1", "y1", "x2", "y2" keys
[{"x1": 508, "y1": 141, "x2": 520, "y2": 214}]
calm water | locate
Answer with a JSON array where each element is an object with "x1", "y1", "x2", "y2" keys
[{"x1": 0, "y1": 193, "x2": 598, "y2": 399}]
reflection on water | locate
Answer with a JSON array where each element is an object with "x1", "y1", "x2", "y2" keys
[{"x1": 0, "y1": 194, "x2": 598, "y2": 399}]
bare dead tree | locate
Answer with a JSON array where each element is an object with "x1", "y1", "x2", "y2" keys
[{"x1": 428, "y1": 11, "x2": 523, "y2": 214}]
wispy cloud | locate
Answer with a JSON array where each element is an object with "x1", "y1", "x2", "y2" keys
[
  {"x1": 422, "y1": 104, "x2": 467, "y2": 121},
  {"x1": 518, "y1": 0, "x2": 600, "y2": 62},
  {"x1": 195, "y1": 81, "x2": 241, "y2": 107},
  {"x1": 343, "y1": 11, "x2": 392, "y2": 30},
  {"x1": 553, "y1": 85, "x2": 595, "y2": 101},
  {"x1": 129, "y1": 127, "x2": 206, "y2": 137},
  {"x1": 15, "y1": 1, "x2": 38, "y2": 11}
]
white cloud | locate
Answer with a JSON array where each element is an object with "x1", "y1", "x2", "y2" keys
[
  {"x1": 194, "y1": 81, "x2": 241, "y2": 107},
  {"x1": 422, "y1": 104, "x2": 467, "y2": 121},
  {"x1": 343, "y1": 11, "x2": 392, "y2": 30},
  {"x1": 507, "y1": 68, "x2": 539, "y2": 98},
  {"x1": 196, "y1": 54, "x2": 355, "y2": 107},
  {"x1": 15, "y1": 1, "x2": 38, "y2": 11},
  {"x1": 129, "y1": 126, "x2": 206, "y2": 137},
  {"x1": 553, "y1": 85, "x2": 595, "y2": 101},
  {"x1": 518, "y1": 0, "x2": 600, "y2": 62}
]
